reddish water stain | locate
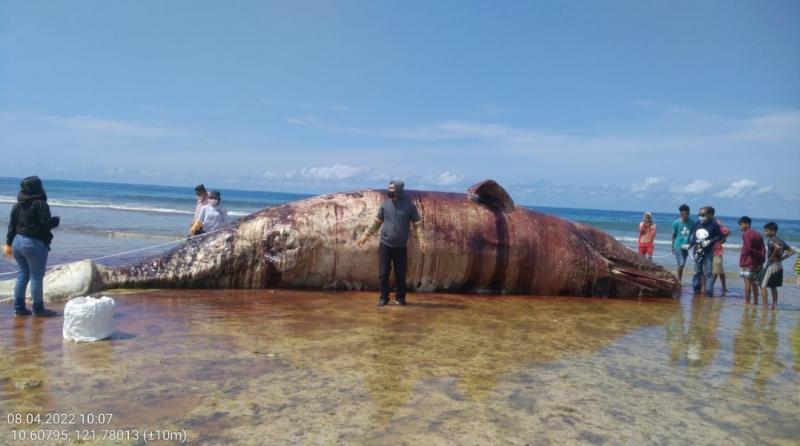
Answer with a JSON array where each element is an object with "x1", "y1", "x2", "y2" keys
[{"x1": 0, "y1": 287, "x2": 797, "y2": 445}]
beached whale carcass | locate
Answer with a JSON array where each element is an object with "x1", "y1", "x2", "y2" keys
[
  {"x1": 2, "y1": 180, "x2": 679, "y2": 300},
  {"x1": 100, "y1": 180, "x2": 680, "y2": 297}
]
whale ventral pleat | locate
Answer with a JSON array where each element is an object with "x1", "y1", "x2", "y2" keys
[{"x1": 467, "y1": 180, "x2": 515, "y2": 212}]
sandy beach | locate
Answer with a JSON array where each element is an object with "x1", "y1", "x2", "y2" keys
[{"x1": 1, "y1": 282, "x2": 798, "y2": 445}]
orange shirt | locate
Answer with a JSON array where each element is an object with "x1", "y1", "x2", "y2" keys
[
  {"x1": 713, "y1": 219, "x2": 731, "y2": 256},
  {"x1": 638, "y1": 222, "x2": 656, "y2": 246}
]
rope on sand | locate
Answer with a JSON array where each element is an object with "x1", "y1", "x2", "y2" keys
[{"x1": 0, "y1": 227, "x2": 229, "y2": 278}]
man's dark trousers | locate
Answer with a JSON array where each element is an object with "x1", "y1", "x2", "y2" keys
[{"x1": 379, "y1": 242, "x2": 408, "y2": 302}]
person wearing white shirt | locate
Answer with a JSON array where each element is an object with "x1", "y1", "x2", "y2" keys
[
  {"x1": 190, "y1": 184, "x2": 209, "y2": 235},
  {"x1": 190, "y1": 190, "x2": 227, "y2": 236}
]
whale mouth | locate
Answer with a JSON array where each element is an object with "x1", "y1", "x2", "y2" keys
[{"x1": 611, "y1": 267, "x2": 679, "y2": 292}]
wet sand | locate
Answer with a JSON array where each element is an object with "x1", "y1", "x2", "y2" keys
[{"x1": 1, "y1": 285, "x2": 799, "y2": 445}]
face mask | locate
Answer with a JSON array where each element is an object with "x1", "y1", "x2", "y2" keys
[{"x1": 387, "y1": 190, "x2": 396, "y2": 198}]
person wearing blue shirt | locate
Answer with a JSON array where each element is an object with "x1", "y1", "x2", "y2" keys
[{"x1": 671, "y1": 204, "x2": 694, "y2": 283}]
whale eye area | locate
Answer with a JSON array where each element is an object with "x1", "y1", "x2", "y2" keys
[{"x1": 263, "y1": 227, "x2": 301, "y2": 269}]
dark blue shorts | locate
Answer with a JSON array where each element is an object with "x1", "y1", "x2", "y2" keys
[{"x1": 675, "y1": 249, "x2": 689, "y2": 267}]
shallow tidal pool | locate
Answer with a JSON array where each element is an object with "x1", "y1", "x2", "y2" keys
[{"x1": 1, "y1": 286, "x2": 799, "y2": 445}]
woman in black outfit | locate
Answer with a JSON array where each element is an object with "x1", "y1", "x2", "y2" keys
[{"x1": 3, "y1": 176, "x2": 60, "y2": 317}]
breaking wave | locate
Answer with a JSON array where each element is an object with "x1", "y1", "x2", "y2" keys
[
  {"x1": 614, "y1": 235, "x2": 743, "y2": 249},
  {"x1": 0, "y1": 195, "x2": 250, "y2": 217}
]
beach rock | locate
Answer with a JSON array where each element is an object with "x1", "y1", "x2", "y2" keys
[{"x1": 15, "y1": 379, "x2": 43, "y2": 390}]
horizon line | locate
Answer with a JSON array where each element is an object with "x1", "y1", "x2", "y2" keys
[{"x1": 0, "y1": 175, "x2": 797, "y2": 222}]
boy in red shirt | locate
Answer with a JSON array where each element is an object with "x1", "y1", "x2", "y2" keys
[{"x1": 738, "y1": 216, "x2": 765, "y2": 304}]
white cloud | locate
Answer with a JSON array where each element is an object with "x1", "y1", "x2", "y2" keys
[
  {"x1": 756, "y1": 185, "x2": 774, "y2": 194},
  {"x1": 138, "y1": 169, "x2": 161, "y2": 178},
  {"x1": 731, "y1": 111, "x2": 800, "y2": 141},
  {"x1": 670, "y1": 180, "x2": 712, "y2": 195},
  {"x1": 476, "y1": 105, "x2": 510, "y2": 116},
  {"x1": 262, "y1": 99, "x2": 352, "y2": 113},
  {"x1": 294, "y1": 104, "x2": 352, "y2": 113},
  {"x1": 434, "y1": 171, "x2": 464, "y2": 186},
  {"x1": 437, "y1": 121, "x2": 510, "y2": 139},
  {"x1": 304, "y1": 164, "x2": 369, "y2": 181},
  {"x1": 635, "y1": 99, "x2": 722, "y2": 121},
  {"x1": 140, "y1": 106, "x2": 167, "y2": 115},
  {"x1": 631, "y1": 176, "x2": 666, "y2": 193},
  {"x1": 283, "y1": 116, "x2": 320, "y2": 126},
  {"x1": 38, "y1": 114, "x2": 184, "y2": 138},
  {"x1": 264, "y1": 164, "x2": 371, "y2": 182},
  {"x1": 4, "y1": 103, "x2": 799, "y2": 217},
  {"x1": 715, "y1": 179, "x2": 758, "y2": 198},
  {"x1": 283, "y1": 108, "x2": 800, "y2": 162},
  {"x1": 280, "y1": 118, "x2": 543, "y2": 143}
]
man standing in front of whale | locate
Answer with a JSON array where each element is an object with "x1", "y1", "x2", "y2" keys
[
  {"x1": 357, "y1": 180, "x2": 427, "y2": 306},
  {"x1": 689, "y1": 206, "x2": 724, "y2": 297}
]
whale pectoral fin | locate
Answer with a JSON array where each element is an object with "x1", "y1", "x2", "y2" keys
[{"x1": 467, "y1": 180, "x2": 515, "y2": 212}]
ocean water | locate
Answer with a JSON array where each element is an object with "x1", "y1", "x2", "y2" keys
[{"x1": 0, "y1": 177, "x2": 798, "y2": 281}]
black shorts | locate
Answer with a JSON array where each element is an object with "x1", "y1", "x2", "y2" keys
[{"x1": 758, "y1": 264, "x2": 783, "y2": 289}]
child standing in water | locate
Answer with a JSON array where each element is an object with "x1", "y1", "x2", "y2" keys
[
  {"x1": 638, "y1": 212, "x2": 656, "y2": 260},
  {"x1": 711, "y1": 216, "x2": 731, "y2": 295},
  {"x1": 738, "y1": 216, "x2": 765, "y2": 304},
  {"x1": 671, "y1": 204, "x2": 693, "y2": 283},
  {"x1": 759, "y1": 222, "x2": 797, "y2": 310}
]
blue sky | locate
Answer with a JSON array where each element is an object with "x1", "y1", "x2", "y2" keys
[{"x1": 1, "y1": 1, "x2": 799, "y2": 218}]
